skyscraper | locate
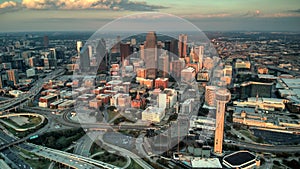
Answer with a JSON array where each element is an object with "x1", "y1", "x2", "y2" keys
[
  {"x1": 170, "y1": 39, "x2": 179, "y2": 57},
  {"x1": 214, "y1": 88, "x2": 231, "y2": 156},
  {"x1": 120, "y1": 43, "x2": 132, "y2": 65},
  {"x1": 88, "y1": 45, "x2": 93, "y2": 58},
  {"x1": 43, "y1": 35, "x2": 49, "y2": 48},
  {"x1": 158, "y1": 52, "x2": 169, "y2": 78},
  {"x1": 95, "y1": 39, "x2": 107, "y2": 71},
  {"x1": 170, "y1": 59, "x2": 185, "y2": 80},
  {"x1": 76, "y1": 41, "x2": 83, "y2": 56},
  {"x1": 6, "y1": 69, "x2": 19, "y2": 86},
  {"x1": 145, "y1": 31, "x2": 158, "y2": 79},
  {"x1": 194, "y1": 46, "x2": 204, "y2": 69},
  {"x1": 205, "y1": 86, "x2": 218, "y2": 107},
  {"x1": 0, "y1": 75, "x2": 3, "y2": 89},
  {"x1": 80, "y1": 47, "x2": 90, "y2": 72},
  {"x1": 139, "y1": 44, "x2": 145, "y2": 61},
  {"x1": 178, "y1": 34, "x2": 187, "y2": 58}
]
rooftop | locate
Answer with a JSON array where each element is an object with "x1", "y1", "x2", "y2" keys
[
  {"x1": 191, "y1": 158, "x2": 222, "y2": 168},
  {"x1": 223, "y1": 151, "x2": 256, "y2": 166},
  {"x1": 143, "y1": 106, "x2": 164, "y2": 114}
]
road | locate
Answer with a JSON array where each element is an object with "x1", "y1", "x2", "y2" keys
[
  {"x1": 227, "y1": 141, "x2": 300, "y2": 153},
  {"x1": 1, "y1": 130, "x2": 120, "y2": 169},
  {"x1": 0, "y1": 131, "x2": 31, "y2": 169},
  {"x1": 230, "y1": 128, "x2": 254, "y2": 143},
  {"x1": 27, "y1": 143, "x2": 118, "y2": 169},
  {"x1": 98, "y1": 132, "x2": 154, "y2": 169},
  {"x1": 74, "y1": 131, "x2": 103, "y2": 157},
  {"x1": 0, "y1": 69, "x2": 65, "y2": 113}
]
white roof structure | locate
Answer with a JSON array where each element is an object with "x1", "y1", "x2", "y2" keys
[{"x1": 191, "y1": 158, "x2": 222, "y2": 168}]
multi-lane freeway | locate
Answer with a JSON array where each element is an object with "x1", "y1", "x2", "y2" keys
[
  {"x1": 0, "y1": 130, "x2": 120, "y2": 169},
  {"x1": 0, "y1": 69, "x2": 65, "y2": 113},
  {"x1": 226, "y1": 141, "x2": 300, "y2": 153}
]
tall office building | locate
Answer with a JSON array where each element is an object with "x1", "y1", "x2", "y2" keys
[
  {"x1": 214, "y1": 88, "x2": 231, "y2": 156},
  {"x1": 95, "y1": 39, "x2": 107, "y2": 71},
  {"x1": 0, "y1": 75, "x2": 3, "y2": 89},
  {"x1": 170, "y1": 39, "x2": 179, "y2": 57},
  {"x1": 145, "y1": 31, "x2": 158, "y2": 79},
  {"x1": 12, "y1": 57, "x2": 25, "y2": 72},
  {"x1": 139, "y1": 44, "x2": 145, "y2": 60},
  {"x1": 80, "y1": 47, "x2": 90, "y2": 72},
  {"x1": 6, "y1": 69, "x2": 19, "y2": 86},
  {"x1": 164, "y1": 41, "x2": 171, "y2": 53},
  {"x1": 178, "y1": 34, "x2": 187, "y2": 58},
  {"x1": 170, "y1": 59, "x2": 185, "y2": 80},
  {"x1": 194, "y1": 46, "x2": 204, "y2": 69},
  {"x1": 76, "y1": 41, "x2": 83, "y2": 56},
  {"x1": 88, "y1": 45, "x2": 93, "y2": 58},
  {"x1": 43, "y1": 35, "x2": 49, "y2": 48},
  {"x1": 205, "y1": 86, "x2": 218, "y2": 107},
  {"x1": 158, "y1": 52, "x2": 169, "y2": 78},
  {"x1": 49, "y1": 48, "x2": 57, "y2": 59},
  {"x1": 120, "y1": 43, "x2": 132, "y2": 65}
]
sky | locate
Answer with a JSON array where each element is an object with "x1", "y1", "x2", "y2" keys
[{"x1": 0, "y1": 0, "x2": 299, "y2": 32}]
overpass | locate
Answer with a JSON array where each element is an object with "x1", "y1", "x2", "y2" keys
[
  {"x1": 226, "y1": 141, "x2": 300, "y2": 153},
  {"x1": 26, "y1": 143, "x2": 120, "y2": 169},
  {"x1": 0, "y1": 130, "x2": 119, "y2": 169},
  {"x1": 0, "y1": 69, "x2": 65, "y2": 113},
  {"x1": 0, "y1": 113, "x2": 45, "y2": 132}
]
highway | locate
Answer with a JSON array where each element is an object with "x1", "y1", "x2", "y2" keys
[
  {"x1": 98, "y1": 132, "x2": 154, "y2": 169},
  {"x1": 74, "y1": 131, "x2": 103, "y2": 157},
  {"x1": 0, "y1": 131, "x2": 31, "y2": 169},
  {"x1": 0, "y1": 69, "x2": 65, "y2": 113},
  {"x1": 27, "y1": 143, "x2": 120, "y2": 169},
  {"x1": 1, "y1": 64, "x2": 300, "y2": 169},
  {"x1": 226, "y1": 141, "x2": 300, "y2": 153},
  {"x1": 1, "y1": 130, "x2": 120, "y2": 169},
  {"x1": 4, "y1": 104, "x2": 300, "y2": 154}
]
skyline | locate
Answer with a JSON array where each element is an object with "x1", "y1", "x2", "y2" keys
[{"x1": 0, "y1": 0, "x2": 300, "y2": 32}]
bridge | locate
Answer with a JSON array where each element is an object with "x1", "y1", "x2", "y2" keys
[{"x1": 0, "y1": 69, "x2": 65, "y2": 113}]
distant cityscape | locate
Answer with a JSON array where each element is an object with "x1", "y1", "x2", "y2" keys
[{"x1": 0, "y1": 30, "x2": 299, "y2": 169}]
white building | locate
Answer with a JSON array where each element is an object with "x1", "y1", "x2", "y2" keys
[
  {"x1": 142, "y1": 106, "x2": 165, "y2": 123},
  {"x1": 181, "y1": 99, "x2": 194, "y2": 114},
  {"x1": 9, "y1": 90, "x2": 24, "y2": 97},
  {"x1": 110, "y1": 93, "x2": 131, "y2": 108},
  {"x1": 158, "y1": 88, "x2": 177, "y2": 109}
]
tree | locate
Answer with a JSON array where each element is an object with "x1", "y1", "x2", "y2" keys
[
  {"x1": 273, "y1": 160, "x2": 280, "y2": 166},
  {"x1": 257, "y1": 136, "x2": 264, "y2": 143}
]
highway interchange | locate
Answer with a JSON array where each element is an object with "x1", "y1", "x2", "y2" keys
[{"x1": 1, "y1": 68, "x2": 300, "y2": 169}]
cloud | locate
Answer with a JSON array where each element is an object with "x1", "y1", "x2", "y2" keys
[
  {"x1": 181, "y1": 13, "x2": 232, "y2": 19},
  {"x1": 259, "y1": 13, "x2": 300, "y2": 18},
  {"x1": 241, "y1": 10, "x2": 261, "y2": 17},
  {"x1": 287, "y1": 9, "x2": 300, "y2": 13},
  {"x1": 0, "y1": 1, "x2": 21, "y2": 14},
  {"x1": 0, "y1": 1, "x2": 17, "y2": 9},
  {"x1": 20, "y1": 0, "x2": 166, "y2": 11}
]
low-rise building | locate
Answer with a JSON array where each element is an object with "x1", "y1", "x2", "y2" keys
[
  {"x1": 89, "y1": 99, "x2": 102, "y2": 109},
  {"x1": 142, "y1": 106, "x2": 165, "y2": 123},
  {"x1": 9, "y1": 90, "x2": 24, "y2": 97},
  {"x1": 233, "y1": 97, "x2": 288, "y2": 111},
  {"x1": 58, "y1": 100, "x2": 75, "y2": 110},
  {"x1": 39, "y1": 94, "x2": 57, "y2": 108},
  {"x1": 222, "y1": 151, "x2": 260, "y2": 169}
]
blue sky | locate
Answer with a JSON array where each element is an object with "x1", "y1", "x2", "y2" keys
[{"x1": 0, "y1": 0, "x2": 299, "y2": 32}]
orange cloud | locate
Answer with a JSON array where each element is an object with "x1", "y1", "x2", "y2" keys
[{"x1": 0, "y1": 1, "x2": 17, "y2": 9}]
